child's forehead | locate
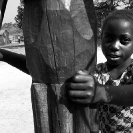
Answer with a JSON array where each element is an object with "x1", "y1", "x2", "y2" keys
[
  {"x1": 103, "y1": 18, "x2": 133, "y2": 31},
  {"x1": 103, "y1": 12, "x2": 133, "y2": 27},
  {"x1": 101, "y1": 10, "x2": 133, "y2": 34},
  {"x1": 102, "y1": 19, "x2": 133, "y2": 36},
  {"x1": 111, "y1": 19, "x2": 133, "y2": 29}
]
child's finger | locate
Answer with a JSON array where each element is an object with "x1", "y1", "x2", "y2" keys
[
  {"x1": 68, "y1": 90, "x2": 94, "y2": 104},
  {"x1": 73, "y1": 74, "x2": 94, "y2": 83},
  {"x1": 68, "y1": 82, "x2": 93, "y2": 90},
  {"x1": 68, "y1": 90, "x2": 94, "y2": 98},
  {"x1": 77, "y1": 70, "x2": 89, "y2": 75}
]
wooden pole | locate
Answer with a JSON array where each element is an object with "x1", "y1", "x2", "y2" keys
[
  {"x1": 0, "y1": 0, "x2": 8, "y2": 28},
  {"x1": 23, "y1": 0, "x2": 98, "y2": 132}
]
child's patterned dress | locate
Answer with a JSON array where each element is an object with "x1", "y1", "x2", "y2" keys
[{"x1": 94, "y1": 62, "x2": 133, "y2": 133}]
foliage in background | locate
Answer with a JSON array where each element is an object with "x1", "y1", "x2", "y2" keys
[
  {"x1": 14, "y1": 1, "x2": 24, "y2": 29},
  {"x1": 2, "y1": 22, "x2": 22, "y2": 35},
  {"x1": 1, "y1": 1, "x2": 25, "y2": 36},
  {"x1": 94, "y1": 0, "x2": 133, "y2": 37}
]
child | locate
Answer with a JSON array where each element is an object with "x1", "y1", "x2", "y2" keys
[{"x1": 67, "y1": 9, "x2": 133, "y2": 132}]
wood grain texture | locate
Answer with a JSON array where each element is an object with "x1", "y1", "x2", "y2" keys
[
  {"x1": 31, "y1": 83, "x2": 99, "y2": 133},
  {"x1": 23, "y1": 0, "x2": 97, "y2": 83},
  {"x1": 23, "y1": 0, "x2": 98, "y2": 132}
]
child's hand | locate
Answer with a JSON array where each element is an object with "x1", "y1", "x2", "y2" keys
[{"x1": 67, "y1": 70, "x2": 99, "y2": 104}]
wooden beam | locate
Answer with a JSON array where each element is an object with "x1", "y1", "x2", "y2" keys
[
  {"x1": 23, "y1": 0, "x2": 98, "y2": 132},
  {"x1": 0, "y1": 0, "x2": 8, "y2": 27}
]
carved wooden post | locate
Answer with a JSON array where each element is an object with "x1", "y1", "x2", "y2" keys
[
  {"x1": 23, "y1": 0, "x2": 98, "y2": 132},
  {"x1": 0, "y1": 0, "x2": 7, "y2": 27}
]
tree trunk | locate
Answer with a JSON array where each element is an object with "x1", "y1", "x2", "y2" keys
[{"x1": 23, "y1": 0, "x2": 98, "y2": 132}]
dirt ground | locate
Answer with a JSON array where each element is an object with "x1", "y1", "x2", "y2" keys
[
  {"x1": 0, "y1": 61, "x2": 34, "y2": 133},
  {"x1": 0, "y1": 43, "x2": 34, "y2": 133}
]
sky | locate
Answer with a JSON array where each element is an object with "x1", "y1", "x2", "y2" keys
[{"x1": 2, "y1": 0, "x2": 20, "y2": 24}]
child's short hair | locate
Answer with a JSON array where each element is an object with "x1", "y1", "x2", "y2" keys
[{"x1": 102, "y1": 9, "x2": 133, "y2": 34}]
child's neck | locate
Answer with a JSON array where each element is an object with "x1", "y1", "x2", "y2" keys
[{"x1": 107, "y1": 58, "x2": 132, "y2": 80}]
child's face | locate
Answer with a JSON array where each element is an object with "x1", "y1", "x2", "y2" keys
[{"x1": 101, "y1": 19, "x2": 133, "y2": 67}]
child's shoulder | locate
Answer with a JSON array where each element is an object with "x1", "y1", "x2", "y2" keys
[
  {"x1": 95, "y1": 62, "x2": 108, "y2": 74},
  {"x1": 120, "y1": 61, "x2": 133, "y2": 85},
  {"x1": 126, "y1": 61, "x2": 133, "y2": 74}
]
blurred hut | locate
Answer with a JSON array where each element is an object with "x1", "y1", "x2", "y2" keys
[
  {"x1": 9, "y1": 33, "x2": 23, "y2": 43},
  {"x1": 0, "y1": 29, "x2": 10, "y2": 45}
]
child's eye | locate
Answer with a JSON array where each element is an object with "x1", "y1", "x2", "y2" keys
[
  {"x1": 120, "y1": 37, "x2": 131, "y2": 44},
  {"x1": 103, "y1": 35, "x2": 113, "y2": 42}
]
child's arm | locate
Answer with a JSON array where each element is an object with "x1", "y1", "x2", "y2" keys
[
  {"x1": 67, "y1": 70, "x2": 133, "y2": 106},
  {"x1": 0, "y1": 49, "x2": 29, "y2": 74}
]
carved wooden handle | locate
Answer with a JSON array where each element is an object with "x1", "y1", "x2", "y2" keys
[{"x1": 23, "y1": 0, "x2": 98, "y2": 132}]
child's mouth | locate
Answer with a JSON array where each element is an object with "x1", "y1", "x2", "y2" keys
[{"x1": 108, "y1": 54, "x2": 120, "y2": 60}]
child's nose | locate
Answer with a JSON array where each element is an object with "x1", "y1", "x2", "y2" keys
[{"x1": 110, "y1": 40, "x2": 120, "y2": 51}]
